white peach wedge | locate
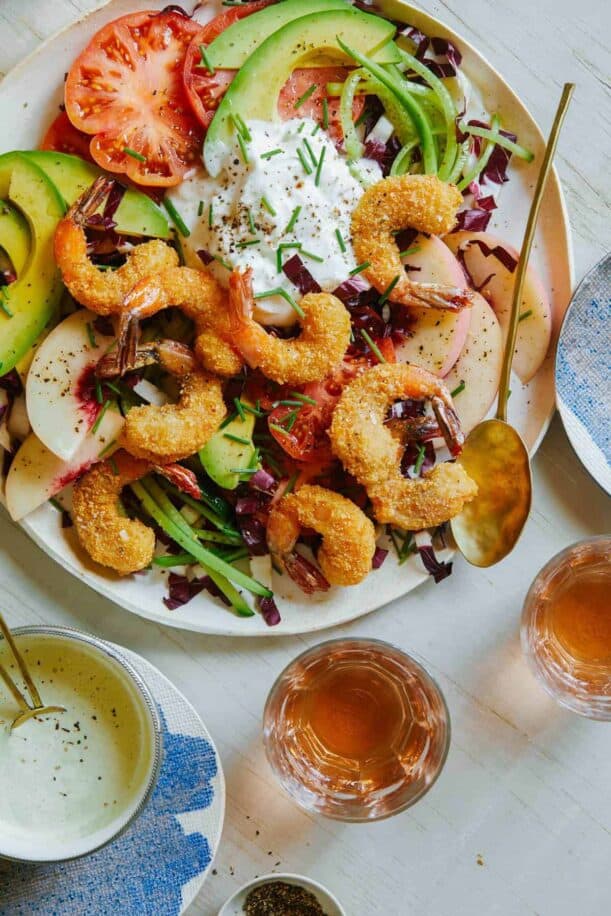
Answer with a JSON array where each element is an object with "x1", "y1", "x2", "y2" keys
[
  {"x1": 5, "y1": 406, "x2": 123, "y2": 521},
  {"x1": 444, "y1": 231, "x2": 551, "y2": 382},
  {"x1": 444, "y1": 293, "x2": 503, "y2": 435},
  {"x1": 394, "y1": 234, "x2": 472, "y2": 377},
  {"x1": 26, "y1": 309, "x2": 116, "y2": 461}
]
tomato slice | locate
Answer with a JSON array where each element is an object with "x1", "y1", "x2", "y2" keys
[
  {"x1": 65, "y1": 10, "x2": 203, "y2": 187},
  {"x1": 183, "y1": 8, "x2": 364, "y2": 140},
  {"x1": 40, "y1": 110, "x2": 93, "y2": 160}
]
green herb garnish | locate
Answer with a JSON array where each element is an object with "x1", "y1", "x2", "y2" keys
[
  {"x1": 349, "y1": 261, "x2": 370, "y2": 276},
  {"x1": 303, "y1": 138, "x2": 318, "y2": 168},
  {"x1": 284, "y1": 206, "x2": 302, "y2": 236},
  {"x1": 198, "y1": 44, "x2": 215, "y2": 74},
  {"x1": 91, "y1": 400, "x2": 111, "y2": 435},
  {"x1": 314, "y1": 145, "x2": 326, "y2": 186},
  {"x1": 335, "y1": 228, "x2": 346, "y2": 253},
  {"x1": 261, "y1": 195, "x2": 276, "y2": 217},
  {"x1": 289, "y1": 391, "x2": 317, "y2": 405},
  {"x1": 254, "y1": 287, "x2": 304, "y2": 319},
  {"x1": 123, "y1": 147, "x2": 147, "y2": 162},
  {"x1": 379, "y1": 274, "x2": 400, "y2": 305},
  {"x1": 163, "y1": 198, "x2": 190, "y2": 238},
  {"x1": 261, "y1": 148, "x2": 284, "y2": 160},
  {"x1": 294, "y1": 83, "x2": 317, "y2": 109},
  {"x1": 322, "y1": 98, "x2": 329, "y2": 130},
  {"x1": 360, "y1": 329, "x2": 386, "y2": 363},
  {"x1": 297, "y1": 148, "x2": 313, "y2": 175},
  {"x1": 413, "y1": 444, "x2": 426, "y2": 476},
  {"x1": 450, "y1": 380, "x2": 466, "y2": 398},
  {"x1": 86, "y1": 322, "x2": 96, "y2": 347},
  {"x1": 519, "y1": 309, "x2": 533, "y2": 322}
]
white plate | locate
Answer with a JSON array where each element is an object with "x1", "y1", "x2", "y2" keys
[{"x1": 0, "y1": 0, "x2": 573, "y2": 636}]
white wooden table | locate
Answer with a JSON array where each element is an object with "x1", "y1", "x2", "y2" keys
[{"x1": 1, "y1": 1, "x2": 610, "y2": 914}]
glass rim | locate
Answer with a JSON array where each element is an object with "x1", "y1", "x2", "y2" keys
[{"x1": 263, "y1": 636, "x2": 451, "y2": 823}]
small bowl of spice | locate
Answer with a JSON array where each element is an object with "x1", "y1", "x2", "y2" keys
[{"x1": 219, "y1": 873, "x2": 346, "y2": 916}]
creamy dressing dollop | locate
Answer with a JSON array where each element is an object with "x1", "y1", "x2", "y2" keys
[{"x1": 169, "y1": 118, "x2": 380, "y2": 325}]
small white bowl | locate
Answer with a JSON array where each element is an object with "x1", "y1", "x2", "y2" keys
[{"x1": 219, "y1": 872, "x2": 346, "y2": 916}]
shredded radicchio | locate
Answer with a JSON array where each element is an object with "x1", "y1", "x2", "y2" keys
[
  {"x1": 197, "y1": 249, "x2": 214, "y2": 266},
  {"x1": 454, "y1": 208, "x2": 494, "y2": 232},
  {"x1": 93, "y1": 315, "x2": 115, "y2": 337},
  {"x1": 401, "y1": 441, "x2": 436, "y2": 478},
  {"x1": 388, "y1": 398, "x2": 424, "y2": 421},
  {"x1": 458, "y1": 238, "x2": 518, "y2": 278},
  {"x1": 364, "y1": 135, "x2": 402, "y2": 176},
  {"x1": 372, "y1": 547, "x2": 388, "y2": 569},
  {"x1": 238, "y1": 516, "x2": 268, "y2": 556},
  {"x1": 258, "y1": 595, "x2": 281, "y2": 627},
  {"x1": 418, "y1": 544, "x2": 453, "y2": 583},
  {"x1": 155, "y1": 5, "x2": 192, "y2": 18},
  {"x1": 0, "y1": 369, "x2": 22, "y2": 397},
  {"x1": 282, "y1": 254, "x2": 321, "y2": 295},
  {"x1": 163, "y1": 572, "x2": 231, "y2": 611},
  {"x1": 249, "y1": 468, "x2": 276, "y2": 492},
  {"x1": 102, "y1": 182, "x2": 126, "y2": 223},
  {"x1": 401, "y1": 27, "x2": 463, "y2": 78}
]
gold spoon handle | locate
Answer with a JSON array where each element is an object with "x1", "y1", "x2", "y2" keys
[
  {"x1": 0, "y1": 662, "x2": 30, "y2": 711},
  {"x1": 0, "y1": 612, "x2": 43, "y2": 708},
  {"x1": 497, "y1": 82, "x2": 575, "y2": 422}
]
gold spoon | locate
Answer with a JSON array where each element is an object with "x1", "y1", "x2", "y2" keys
[
  {"x1": 0, "y1": 612, "x2": 66, "y2": 731},
  {"x1": 450, "y1": 83, "x2": 575, "y2": 568}
]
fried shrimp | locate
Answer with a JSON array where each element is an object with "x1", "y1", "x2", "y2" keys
[
  {"x1": 115, "y1": 266, "x2": 241, "y2": 376},
  {"x1": 54, "y1": 177, "x2": 179, "y2": 314},
  {"x1": 351, "y1": 174, "x2": 473, "y2": 311},
  {"x1": 329, "y1": 363, "x2": 478, "y2": 530},
  {"x1": 267, "y1": 485, "x2": 377, "y2": 591},
  {"x1": 98, "y1": 339, "x2": 226, "y2": 464},
  {"x1": 226, "y1": 268, "x2": 351, "y2": 386},
  {"x1": 72, "y1": 451, "x2": 155, "y2": 574}
]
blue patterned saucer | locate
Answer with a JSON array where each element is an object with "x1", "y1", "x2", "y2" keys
[
  {"x1": 0, "y1": 646, "x2": 225, "y2": 915},
  {"x1": 556, "y1": 253, "x2": 611, "y2": 494}
]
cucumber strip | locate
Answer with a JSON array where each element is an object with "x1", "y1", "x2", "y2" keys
[
  {"x1": 153, "y1": 553, "x2": 195, "y2": 567},
  {"x1": 390, "y1": 139, "x2": 419, "y2": 176},
  {"x1": 340, "y1": 70, "x2": 365, "y2": 161},
  {"x1": 393, "y1": 49, "x2": 459, "y2": 181},
  {"x1": 459, "y1": 123, "x2": 534, "y2": 162},
  {"x1": 457, "y1": 115, "x2": 501, "y2": 191},
  {"x1": 158, "y1": 478, "x2": 239, "y2": 535},
  {"x1": 193, "y1": 528, "x2": 244, "y2": 545},
  {"x1": 446, "y1": 141, "x2": 470, "y2": 184},
  {"x1": 336, "y1": 37, "x2": 437, "y2": 174},
  {"x1": 132, "y1": 479, "x2": 269, "y2": 599}
]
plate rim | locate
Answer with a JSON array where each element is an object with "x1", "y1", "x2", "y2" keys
[{"x1": 1, "y1": 0, "x2": 574, "y2": 637}]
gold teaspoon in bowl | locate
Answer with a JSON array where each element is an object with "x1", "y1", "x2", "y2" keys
[
  {"x1": 0, "y1": 612, "x2": 66, "y2": 731},
  {"x1": 450, "y1": 83, "x2": 575, "y2": 568}
]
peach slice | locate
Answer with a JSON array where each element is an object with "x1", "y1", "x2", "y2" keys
[
  {"x1": 444, "y1": 293, "x2": 503, "y2": 435},
  {"x1": 444, "y1": 231, "x2": 551, "y2": 382},
  {"x1": 394, "y1": 235, "x2": 472, "y2": 377},
  {"x1": 26, "y1": 310, "x2": 116, "y2": 461},
  {"x1": 5, "y1": 407, "x2": 123, "y2": 521}
]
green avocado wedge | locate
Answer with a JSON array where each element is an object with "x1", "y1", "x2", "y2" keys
[
  {"x1": 200, "y1": 409, "x2": 257, "y2": 491},
  {"x1": 21, "y1": 151, "x2": 170, "y2": 239},
  {"x1": 204, "y1": 8, "x2": 397, "y2": 177},
  {"x1": 205, "y1": 0, "x2": 399, "y2": 69},
  {"x1": 0, "y1": 153, "x2": 64, "y2": 376},
  {"x1": 0, "y1": 199, "x2": 30, "y2": 276}
]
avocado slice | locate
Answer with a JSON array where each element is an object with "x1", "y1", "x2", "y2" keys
[
  {"x1": 205, "y1": 0, "x2": 399, "y2": 68},
  {"x1": 204, "y1": 8, "x2": 396, "y2": 176},
  {"x1": 0, "y1": 199, "x2": 30, "y2": 276},
  {"x1": 0, "y1": 153, "x2": 64, "y2": 376},
  {"x1": 21, "y1": 151, "x2": 170, "y2": 239},
  {"x1": 200, "y1": 409, "x2": 257, "y2": 490}
]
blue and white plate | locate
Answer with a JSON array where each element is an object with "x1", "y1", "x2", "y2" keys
[
  {"x1": 0, "y1": 645, "x2": 225, "y2": 915},
  {"x1": 556, "y1": 253, "x2": 611, "y2": 494}
]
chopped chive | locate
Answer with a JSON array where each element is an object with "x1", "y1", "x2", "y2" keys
[
  {"x1": 349, "y1": 260, "x2": 370, "y2": 276},
  {"x1": 284, "y1": 472, "x2": 299, "y2": 495},
  {"x1": 284, "y1": 205, "x2": 302, "y2": 234},
  {"x1": 277, "y1": 399, "x2": 306, "y2": 407},
  {"x1": 299, "y1": 248, "x2": 324, "y2": 263},
  {"x1": 95, "y1": 377, "x2": 103, "y2": 405},
  {"x1": 450, "y1": 380, "x2": 466, "y2": 398},
  {"x1": 98, "y1": 438, "x2": 117, "y2": 458},
  {"x1": 224, "y1": 433, "x2": 251, "y2": 445},
  {"x1": 233, "y1": 397, "x2": 246, "y2": 421},
  {"x1": 276, "y1": 242, "x2": 301, "y2": 273},
  {"x1": 413, "y1": 444, "x2": 426, "y2": 476},
  {"x1": 247, "y1": 208, "x2": 256, "y2": 233},
  {"x1": 123, "y1": 146, "x2": 147, "y2": 162},
  {"x1": 379, "y1": 274, "x2": 400, "y2": 305},
  {"x1": 49, "y1": 497, "x2": 65, "y2": 513},
  {"x1": 237, "y1": 131, "x2": 250, "y2": 164},
  {"x1": 230, "y1": 112, "x2": 251, "y2": 141},
  {"x1": 208, "y1": 202, "x2": 214, "y2": 228},
  {"x1": 335, "y1": 228, "x2": 347, "y2": 253},
  {"x1": 354, "y1": 108, "x2": 370, "y2": 128},
  {"x1": 399, "y1": 246, "x2": 421, "y2": 258},
  {"x1": 311, "y1": 123, "x2": 320, "y2": 136},
  {"x1": 269, "y1": 422, "x2": 290, "y2": 436},
  {"x1": 91, "y1": 400, "x2": 111, "y2": 435},
  {"x1": 519, "y1": 309, "x2": 533, "y2": 322},
  {"x1": 294, "y1": 83, "x2": 317, "y2": 109},
  {"x1": 198, "y1": 44, "x2": 215, "y2": 74},
  {"x1": 360, "y1": 329, "x2": 386, "y2": 363},
  {"x1": 236, "y1": 239, "x2": 261, "y2": 249},
  {"x1": 314, "y1": 145, "x2": 326, "y2": 186},
  {"x1": 283, "y1": 411, "x2": 300, "y2": 432},
  {"x1": 303, "y1": 138, "x2": 318, "y2": 168},
  {"x1": 297, "y1": 147, "x2": 313, "y2": 175},
  {"x1": 297, "y1": 122, "x2": 306, "y2": 134},
  {"x1": 163, "y1": 198, "x2": 191, "y2": 238},
  {"x1": 261, "y1": 196, "x2": 276, "y2": 217},
  {"x1": 289, "y1": 391, "x2": 317, "y2": 405},
  {"x1": 220, "y1": 411, "x2": 238, "y2": 429},
  {"x1": 86, "y1": 322, "x2": 96, "y2": 347},
  {"x1": 254, "y1": 287, "x2": 305, "y2": 319},
  {"x1": 213, "y1": 254, "x2": 232, "y2": 270},
  {"x1": 242, "y1": 402, "x2": 264, "y2": 417},
  {"x1": 109, "y1": 456, "x2": 119, "y2": 476},
  {"x1": 322, "y1": 97, "x2": 329, "y2": 130},
  {"x1": 261, "y1": 148, "x2": 284, "y2": 160},
  {"x1": 197, "y1": 200, "x2": 204, "y2": 217}
]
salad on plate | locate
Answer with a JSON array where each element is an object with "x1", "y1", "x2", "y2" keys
[{"x1": 0, "y1": 0, "x2": 552, "y2": 626}]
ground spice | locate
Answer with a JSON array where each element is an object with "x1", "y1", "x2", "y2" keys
[{"x1": 243, "y1": 881, "x2": 328, "y2": 916}]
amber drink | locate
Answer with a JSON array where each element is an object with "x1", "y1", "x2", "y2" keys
[
  {"x1": 263, "y1": 639, "x2": 450, "y2": 821},
  {"x1": 521, "y1": 537, "x2": 611, "y2": 719}
]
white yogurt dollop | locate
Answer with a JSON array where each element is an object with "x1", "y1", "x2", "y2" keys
[{"x1": 169, "y1": 119, "x2": 380, "y2": 325}]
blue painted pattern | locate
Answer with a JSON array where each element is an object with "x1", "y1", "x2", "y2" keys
[{"x1": 0, "y1": 710, "x2": 217, "y2": 915}]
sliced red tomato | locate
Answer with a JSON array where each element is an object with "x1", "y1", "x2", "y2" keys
[
  {"x1": 183, "y1": 0, "x2": 274, "y2": 129},
  {"x1": 65, "y1": 10, "x2": 203, "y2": 187},
  {"x1": 40, "y1": 110, "x2": 93, "y2": 160},
  {"x1": 183, "y1": 7, "x2": 364, "y2": 141}
]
